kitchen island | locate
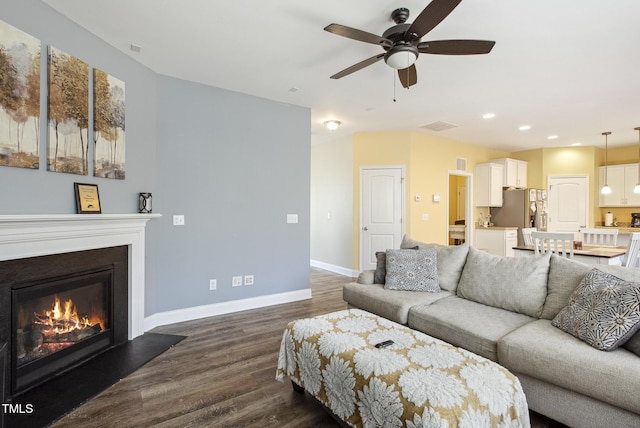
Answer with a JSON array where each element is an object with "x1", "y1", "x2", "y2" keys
[{"x1": 513, "y1": 244, "x2": 626, "y2": 265}]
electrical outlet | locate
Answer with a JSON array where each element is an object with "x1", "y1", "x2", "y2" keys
[
  {"x1": 173, "y1": 215, "x2": 185, "y2": 226},
  {"x1": 244, "y1": 275, "x2": 254, "y2": 286},
  {"x1": 232, "y1": 276, "x2": 243, "y2": 287},
  {"x1": 209, "y1": 279, "x2": 217, "y2": 291}
]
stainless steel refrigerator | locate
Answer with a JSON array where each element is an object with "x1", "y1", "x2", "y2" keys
[{"x1": 490, "y1": 188, "x2": 547, "y2": 246}]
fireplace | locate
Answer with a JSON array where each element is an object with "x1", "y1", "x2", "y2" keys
[
  {"x1": 1, "y1": 246, "x2": 129, "y2": 397},
  {"x1": 0, "y1": 214, "x2": 163, "y2": 426},
  {"x1": 12, "y1": 267, "x2": 114, "y2": 394}
]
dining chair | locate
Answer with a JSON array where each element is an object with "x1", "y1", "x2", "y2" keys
[
  {"x1": 521, "y1": 227, "x2": 536, "y2": 246},
  {"x1": 623, "y1": 232, "x2": 640, "y2": 267},
  {"x1": 531, "y1": 231, "x2": 575, "y2": 258},
  {"x1": 579, "y1": 228, "x2": 619, "y2": 246}
]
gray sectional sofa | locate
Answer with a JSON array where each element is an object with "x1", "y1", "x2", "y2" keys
[{"x1": 343, "y1": 236, "x2": 640, "y2": 428}]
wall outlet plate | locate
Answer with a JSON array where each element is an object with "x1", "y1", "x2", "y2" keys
[
  {"x1": 173, "y1": 215, "x2": 185, "y2": 226},
  {"x1": 232, "y1": 276, "x2": 242, "y2": 287},
  {"x1": 209, "y1": 279, "x2": 217, "y2": 290},
  {"x1": 244, "y1": 275, "x2": 254, "y2": 285}
]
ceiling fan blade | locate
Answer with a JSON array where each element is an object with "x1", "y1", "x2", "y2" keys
[
  {"x1": 418, "y1": 39, "x2": 495, "y2": 55},
  {"x1": 330, "y1": 54, "x2": 385, "y2": 79},
  {"x1": 324, "y1": 23, "x2": 392, "y2": 47},
  {"x1": 398, "y1": 64, "x2": 417, "y2": 88},
  {"x1": 405, "y1": 0, "x2": 462, "y2": 40}
]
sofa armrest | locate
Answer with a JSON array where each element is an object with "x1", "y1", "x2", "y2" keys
[{"x1": 357, "y1": 270, "x2": 375, "y2": 285}]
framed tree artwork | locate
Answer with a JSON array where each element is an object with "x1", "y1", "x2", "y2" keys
[
  {"x1": 94, "y1": 68, "x2": 125, "y2": 179},
  {"x1": 47, "y1": 45, "x2": 89, "y2": 175},
  {"x1": 0, "y1": 19, "x2": 41, "y2": 169}
]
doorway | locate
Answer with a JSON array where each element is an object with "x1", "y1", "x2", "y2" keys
[
  {"x1": 448, "y1": 171, "x2": 473, "y2": 245},
  {"x1": 547, "y1": 175, "x2": 589, "y2": 232},
  {"x1": 359, "y1": 167, "x2": 404, "y2": 271}
]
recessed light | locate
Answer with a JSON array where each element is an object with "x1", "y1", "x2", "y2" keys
[
  {"x1": 547, "y1": 135, "x2": 558, "y2": 140},
  {"x1": 288, "y1": 87, "x2": 300, "y2": 93},
  {"x1": 482, "y1": 113, "x2": 495, "y2": 119},
  {"x1": 130, "y1": 43, "x2": 142, "y2": 53},
  {"x1": 519, "y1": 125, "x2": 531, "y2": 131},
  {"x1": 571, "y1": 142, "x2": 581, "y2": 146}
]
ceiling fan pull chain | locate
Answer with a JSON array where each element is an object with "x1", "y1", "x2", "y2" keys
[{"x1": 393, "y1": 69, "x2": 397, "y2": 102}]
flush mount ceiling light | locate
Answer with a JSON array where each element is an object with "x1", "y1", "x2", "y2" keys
[
  {"x1": 547, "y1": 135, "x2": 558, "y2": 140},
  {"x1": 519, "y1": 125, "x2": 531, "y2": 131},
  {"x1": 601, "y1": 131, "x2": 612, "y2": 195},
  {"x1": 482, "y1": 113, "x2": 495, "y2": 119},
  {"x1": 634, "y1": 127, "x2": 640, "y2": 194},
  {"x1": 324, "y1": 120, "x2": 342, "y2": 131},
  {"x1": 384, "y1": 44, "x2": 419, "y2": 69}
]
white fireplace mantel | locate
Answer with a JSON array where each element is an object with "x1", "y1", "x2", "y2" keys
[{"x1": 0, "y1": 214, "x2": 161, "y2": 339}]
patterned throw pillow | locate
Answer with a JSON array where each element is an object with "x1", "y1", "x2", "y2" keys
[
  {"x1": 384, "y1": 248, "x2": 440, "y2": 292},
  {"x1": 374, "y1": 246, "x2": 418, "y2": 284},
  {"x1": 552, "y1": 269, "x2": 640, "y2": 351}
]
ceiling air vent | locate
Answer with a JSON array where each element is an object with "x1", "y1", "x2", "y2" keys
[
  {"x1": 456, "y1": 157, "x2": 467, "y2": 171},
  {"x1": 420, "y1": 121, "x2": 458, "y2": 132}
]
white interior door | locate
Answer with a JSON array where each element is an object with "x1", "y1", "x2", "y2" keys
[
  {"x1": 547, "y1": 175, "x2": 589, "y2": 233},
  {"x1": 360, "y1": 167, "x2": 404, "y2": 270}
]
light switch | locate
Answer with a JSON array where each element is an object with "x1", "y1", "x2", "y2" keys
[
  {"x1": 173, "y1": 215, "x2": 185, "y2": 226},
  {"x1": 287, "y1": 214, "x2": 298, "y2": 224}
]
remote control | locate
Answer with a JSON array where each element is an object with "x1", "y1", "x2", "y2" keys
[{"x1": 375, "y1": 340, "x2": 394, "y2": 348}]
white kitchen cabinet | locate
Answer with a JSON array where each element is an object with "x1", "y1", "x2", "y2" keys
[
  {"x1": 475, "y1": 163, "x2": 503, "y2": 207},
  {"x1": 492, "y1": 158, "x2": 528, "y2": 188},
  {"x1": 476, "y1": 228, "x2": 518, "y2": 257},
  {"x1": 599, "y1": 164, "x2": 640, "y2": 207}
]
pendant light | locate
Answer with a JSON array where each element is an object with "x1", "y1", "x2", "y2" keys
[
  {"x1": 601, "y1": 131, "x2": 612, "y2": 195},
  {"x1": 634, "y1": 127, "x2": 640, "y2": 193}
]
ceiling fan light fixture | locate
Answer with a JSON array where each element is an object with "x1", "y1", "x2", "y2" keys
[
  {"x1": 324, "y1": 120, "x2": 342, "y2": 131},
  {"x1": 384, "y1": 45, "x2": 418, "y2": 69}
]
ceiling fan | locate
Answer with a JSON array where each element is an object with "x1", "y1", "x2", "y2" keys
[{"x1": 324, "y1": 0, "x2": 495, "y2": 88}]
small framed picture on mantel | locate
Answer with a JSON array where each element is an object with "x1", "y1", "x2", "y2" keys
[{"x1": 74, "y1": 183, "x2": 102, "y2": 214}]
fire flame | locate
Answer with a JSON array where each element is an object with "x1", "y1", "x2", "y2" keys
[{"x1": 37, "y1": 295, "x2": 103, "y2": 333}]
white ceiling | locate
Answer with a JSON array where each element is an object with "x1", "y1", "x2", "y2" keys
[{"x1": 43, "y1": 0, "x2": 640, "y2": 151}]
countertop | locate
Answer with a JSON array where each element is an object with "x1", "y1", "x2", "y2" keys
[
  {"x1": 513, "y1": 244, "x2": 626, "y2": 258},
  {"x1": 476, "y1": 226, "x2": 518, "y2": 230},
  {"x1": 593, "y1": 226, "x2": 640, "y2": 233}
]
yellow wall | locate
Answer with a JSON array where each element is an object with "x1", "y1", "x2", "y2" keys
[{"x1": 352, "y1": 131, "x2": 507, "y2": 270}]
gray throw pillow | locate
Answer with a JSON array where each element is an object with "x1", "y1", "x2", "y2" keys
[
  {"x1": 400, "y1": 235, "x2": 469, "y2": 292},
  {"x1": 384, "y1": 248, "x2": 440, "y2": 292},
  {"x1": 374, "y1": 246, "x2": 418, "y2": 284},
  {"x1": 374, "y1": 251, "x2": 386, "y2": 284},
  {"x1": 552, "y1": 269, "x2": 640, "y2": 351},
  {"x1": 457, "y1": 247, "x2": 550, "y2": 318}
]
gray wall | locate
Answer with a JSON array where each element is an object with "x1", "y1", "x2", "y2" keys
[
  {"x1": 153, "y1": 76, "x2": 310, "y2": 312},
  {"x1": 310, "y1": 136, "x2": 354, "y2": 272},
  {"x1": 1, "y1": 2, "x2": 311, "y2": 317}
]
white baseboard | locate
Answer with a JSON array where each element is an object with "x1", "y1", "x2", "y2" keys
[
  {"x1": 144, "y1": 288, "x2": 312, "y2": 332},
  {"x1": 310, "y1": 259, "x2": 358, "y2": 277}
]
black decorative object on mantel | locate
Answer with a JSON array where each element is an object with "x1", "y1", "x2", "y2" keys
[{"x1": 138, "y1": 193, "x2": 152, "y2": 213}]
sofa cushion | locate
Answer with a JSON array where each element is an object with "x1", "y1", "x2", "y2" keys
[
  {"x1": 624, "y1": 331, "x2": 640, "y2": 356},
  {"x1": 551, "y1": 269, "x2": 640, "y2": 351},
  {"x1": 408, "y1": 295, "x2": 536, "y2": 362},
  {"x1": 498, "y1": 319, "x2": 640, "y2": 415},
  {"x1": 343, "y1": 282, "x2": 452, "y2": 325},
  {"x1": 400, "y1": 235, "x2": 469, "y2": 292},
  {"x1": 384, "y1": 248, "x2": 440, "y2": 292},
  {"x1": 541, "y1": 254, "x2": 591, "y2": 320},
  {"x1": 457, "y1": 247, "x2": 550, "y2": 318}
]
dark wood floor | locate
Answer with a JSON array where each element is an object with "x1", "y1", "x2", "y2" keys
[{"x1": 52, "y1": 268, "x2": 565, "y2": 428}]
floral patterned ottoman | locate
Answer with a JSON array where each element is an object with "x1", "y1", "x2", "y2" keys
[{"x1": 276, "y1": 309, "x2": 530, "y2": 428}]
